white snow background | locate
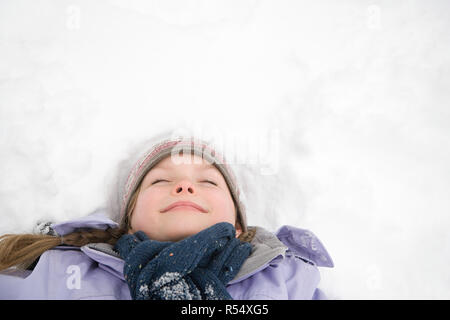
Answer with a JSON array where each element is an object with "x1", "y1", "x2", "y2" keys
[{"x1": 1, "y1": 0, "x2": 449, "y2": 299}]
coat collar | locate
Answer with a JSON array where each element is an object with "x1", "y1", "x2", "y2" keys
[
  {"x1": 50, "y1": 209, "x2": 334, "y2": 283},
  {"x1": 80, "y1": 226, "x2": 288, "y2": 284},
  {"x1": 228, "y1": 226, "x2": 288, "y2": 283},
  {"x1": 51, "y1": 208, "x2": 118, "y2": 236},
  {"x1": 81, "y1": 225, "x2": 334, "y2": 285},
  {"x1": 275, "y1": 225, "x2": 334, "y2": 268}
]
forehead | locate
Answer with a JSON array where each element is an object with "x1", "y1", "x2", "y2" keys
[
  {"x1": 140, "y1": 153, "x2": 226, "y2": 186},
  {"x1": 154, "y1": 153, "x2": 215, "y2": 170},
  {"x1": 143, "y1": 154, "x2": 224, "y2": 182}
]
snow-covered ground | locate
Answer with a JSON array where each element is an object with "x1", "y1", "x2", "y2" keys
[{"x1": 1, "y1": 0, "x2": 449, "y2": 299}]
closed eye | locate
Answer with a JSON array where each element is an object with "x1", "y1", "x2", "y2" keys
[
  {"x1": 151, "y1": 179, "x2": 168, "y2": 185},
  {"x1": 151, "y1": 179, "x2": 217, "y2": 186},
  {"x1": 202, "y1": 180, "x2": 217, "y2": 186}
]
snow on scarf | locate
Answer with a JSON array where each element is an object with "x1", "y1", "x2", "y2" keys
[{"x1": 114, "y1": 222, "x2": 252, "y2": 300}]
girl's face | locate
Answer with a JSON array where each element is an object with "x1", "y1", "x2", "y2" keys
[{"x1": 129, "y1": 153, "x2": 241, "y2": 241}]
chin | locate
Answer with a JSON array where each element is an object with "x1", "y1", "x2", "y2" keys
[{"x1": 165, "y1": 221, "x2": 214, "y2": 242}]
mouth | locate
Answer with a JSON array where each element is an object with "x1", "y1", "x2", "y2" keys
[{"x1": 160, "y1": 201, "x2": 208, "y2": 213}]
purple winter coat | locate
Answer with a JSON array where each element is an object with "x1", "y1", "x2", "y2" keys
[{"x1": 0, "y1": 209, "x2": 334, "y2": 300}]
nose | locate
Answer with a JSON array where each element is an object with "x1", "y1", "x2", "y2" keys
[{"x1": 172, "y1": 179, "x2": 195, "y2": 195}]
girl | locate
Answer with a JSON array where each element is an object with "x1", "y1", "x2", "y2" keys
[{"x1": 0, "y1": 133, "x2": 334, "y2": 299}]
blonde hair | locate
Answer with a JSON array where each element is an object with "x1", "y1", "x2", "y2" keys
[{"x1": 0, "y1": 180, "x2": 255, "y2": 272}]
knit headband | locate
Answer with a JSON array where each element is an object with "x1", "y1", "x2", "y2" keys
[{"x1": 117, "y1": 136, "x2": 248, "y2": 232}]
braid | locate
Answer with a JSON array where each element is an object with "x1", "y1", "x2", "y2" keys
[
  {"x1": 61, "y1": 227, "x2": 126, "y2": 247},
  {"x1": 238, "y1": 227, "x2": 256, "y2": 243},
  {"x1": 0, "y1": 227, "x2": 127, "y2": 272}
]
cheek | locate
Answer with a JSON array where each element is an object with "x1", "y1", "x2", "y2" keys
[
  {"x1": 130, "y1": 190, "x2": 163, "y2": 228},
  {"x1": 208, "y1": 191, "x2": 237, "y2": 223},
  {"x1": 135, "y1": 189, "x2": 163, "y2": 212}
]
